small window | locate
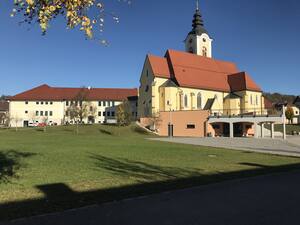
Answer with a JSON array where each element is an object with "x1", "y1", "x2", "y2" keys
[
  {"x1": 66, "y1": 101, "x2": 69, "y2": 106},
  {"x1": 187, "y1": 124, "x2": 196, "y2": 129},
  {"x1": 36, "y1": 111, "x2": 39, "y2": 116},
  {"x1": 145, "y1": 85, "x2": 149, "y2": 92},
  {"x1": 202, "y1": 47, "x2": 207, "y2": 57},
  {"x1": 45, "y1": 102, "x2": 48, "y2": 105},
  {"x1": 41, "y1": 102, "x2": 44, "y2": 105},
  {"x1": 184, "y1": 94, "x2": 188, "y2": 108},
  {"x1": 103, "y1": 112, "x2": 106, "y2": 116},
  {"x1": 98, "y1": 101, "x2": 102, "y2": 106},
  {"x1": 49, "y1": 111, "x2": 53, "y2": 116},
  {"x1": 40, "y1": 111, "x2": 43, "y2": 116},
  {"x1": 103, "y1": 101, "x2": 106, "y2": 107},
  {"x1": 90, "y1": 106, "x2": 93, "y2": 112},
  {"x1": 203, "y1": 38, "x2": 206, "y2": 42},
  {"x1": 25, "y1": 101, "x2": 28, "y2": 105},
  {"x1": 112, "y1": 101, "x2": 115, "y2": 106},
  {"x1": 45, "y1": 111, "x2": 48, "y2": 116},
  {"x1": 50, "y1": 102, "x2": 53, "y2": 105},
  {"x1": 146, "y1": 70, "x2": 149, "y2": 77},
  {"x1": 98, "y1": 111, "x2": 101, "y2": 116},
  {"x1": 112, "y1": 112, "x2": 115, "y2": 117},
  {"x1": 25, "y1": 110, "x2": 28, "y2": 114},
  {"x1": 107, "y1": 112, "x2": 111, "y2": 117},
  {"x1": 36, "y1": 102, "x2": 39, "y2": 105},
  {"x1": 108, "y1": 101, "x2": 111, "y2": 107},
  {"x1": 256, "y1": 96, "x2": 258, "y2": 105}
]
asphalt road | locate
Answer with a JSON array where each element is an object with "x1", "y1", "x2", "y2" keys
[{"x1": 3, "y1": 170, "x2": 300, "y2": 225}]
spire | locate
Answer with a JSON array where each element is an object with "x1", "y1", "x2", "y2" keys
[{"x1": 189, "y1": 1, "x2": 207, "y2": 36}]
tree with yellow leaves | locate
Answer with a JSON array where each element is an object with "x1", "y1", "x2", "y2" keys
[{"x1": 10, "y1": 0, "x2": 131, "y2": 43}]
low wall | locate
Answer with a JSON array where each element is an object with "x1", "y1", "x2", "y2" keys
[{"x1": 156, "y1": 110, "x2": 210, "y2": 137}]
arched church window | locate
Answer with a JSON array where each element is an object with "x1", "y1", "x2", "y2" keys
[
  {"x1": 250, "y1": 95, "x2": 253, "y2": 105},
  {"x1": 184, "y1": 94, "x2": 188, "y2": 108},
  {"x1": 256, "y1": 96, "x2": 259, "y2": 105},
  {"x1": 197, "y1": 93, "x2": 202, "y2": 109},
  {"x1": 202, "y1": 47, "x2": 207, "y2": 57}
]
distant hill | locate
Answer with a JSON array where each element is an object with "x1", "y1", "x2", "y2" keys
[{"x1": 263, "y1": 93, "x2": 297, "y2": 105}]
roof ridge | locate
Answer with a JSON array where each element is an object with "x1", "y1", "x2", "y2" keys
[
  {"x1": 166, "y1": 49, "x2": 237, "y2": 65},
  {"x1": 174, "y1": 64, "x2": 234, "y2": 75}
]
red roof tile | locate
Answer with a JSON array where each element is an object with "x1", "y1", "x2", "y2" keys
[
  {"x1": 147, "y1": 55, "x2": 171, "y2": 79},
  {"x1": 149, "y1": 49, "x2": 262, "y2": 93},
  {"x1": 9, "y1": 84, "x2": 138, "y2": 101}
]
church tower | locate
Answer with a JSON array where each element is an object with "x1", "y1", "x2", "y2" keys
[{"x1": 185, "y1": 1, "x2": 213, "y2": 57}]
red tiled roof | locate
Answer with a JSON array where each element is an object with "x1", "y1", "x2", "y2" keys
[
  {"x1": 148, "y1": 49, "x2": 262, "y2": 92},
  {"x1": 228, "y1": 72, "x2": 262, "y2": 92},
  {"x1": 9, "y1": 84, "x2": 138, "y2": 101},
  {"x1": 147, "y1": 55, "x2": 171, "y2": 79}
]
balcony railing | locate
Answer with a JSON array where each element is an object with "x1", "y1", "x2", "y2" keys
[{"x1": 209, "y1": 108, "x2": 282, "y2": 118}]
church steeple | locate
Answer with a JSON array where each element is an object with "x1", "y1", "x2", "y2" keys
[
  {"x1": 185, "y1": 1, "x2": 213, "y2": 57},
  {"x1": 191, "y1": 2, "x2": 207, "y2": 36}
]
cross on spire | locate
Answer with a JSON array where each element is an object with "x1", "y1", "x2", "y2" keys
[{"x1": 196, "y1": 0, "x2": 199, "y2": 10}]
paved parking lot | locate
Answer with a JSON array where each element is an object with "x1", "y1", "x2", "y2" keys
[{"x1": 150, "y1": 136, "x2": 300, "y2": 157}]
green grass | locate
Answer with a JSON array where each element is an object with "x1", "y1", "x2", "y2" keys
[
  {"x1": 275, "y1": 124, "x2": 300, "y2": 135},
  {"x1": 1, "y1": 124, "x2": 300, "y2": 220}
]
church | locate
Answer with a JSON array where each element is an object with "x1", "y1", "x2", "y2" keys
[{"x1": 138, "y1": 3, "x2": 269, "y2": 137}]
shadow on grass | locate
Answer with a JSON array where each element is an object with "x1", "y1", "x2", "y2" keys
[
  {"x1": 99, "y1": 129, "x2": 113, "y2": 136},
  {"x1": 1, "y1": 156, "x2": 300, "y2": 221},
  {"x1": 90, "y1": 154, "x2": 202, "y2": 181},
  {"x1": 0, "y1": 150, "x2": 36, "y2": 183}
]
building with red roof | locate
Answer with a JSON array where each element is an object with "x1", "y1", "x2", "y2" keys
[
  {"x1": 8, "y1": 85, "x2": 138, "y2": 127},
  {"x1": 138, "y1": 4, "x2": 269, "y2": 138}
]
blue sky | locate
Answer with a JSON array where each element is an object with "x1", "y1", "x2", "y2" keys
[{"x1": 0, "y1": 0, "x2": 299, "y2": 95}]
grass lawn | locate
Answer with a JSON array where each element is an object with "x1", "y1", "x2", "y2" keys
[
  {"x1": 275, "y1": 124, "x2": 300, "y2": 135},
  {"x1": 1, "y1": 124, "x2": 300, "y2": 220}
]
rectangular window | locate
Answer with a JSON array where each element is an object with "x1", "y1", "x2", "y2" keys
[
  {"x1": 98, "y1": 101, "x2": 102, "y2": 106},
  {"x1": 40, "y1": 111, "x2": 43, "y2": 116},
  {"x1": 45, "y1": 102, "x2": 48, "y2": 105},
  {"x1": 25, "y1": 110, "x2": 28, "y2": 114},
  {"x1": 25, "y1": 101, "x2": 28, "y2": 105},
  {"x1": 187, "y1": 124, "x2": 196, "y2": 129},
  {"x1": 36, "y1": 102, "x2": 39, "y2": 105},
  {"x1": 90, "y1": 106, "x2": 93, "y2": 112},
  {"x1": 112, "y1": 112, "x2": 115, "y2": 117},
  {"x1": 49, "y1": 111, "x2": 53, "y2": 116},
  {"x1": 50, "y1": 102, "x2": 53, "y2": 105},
  {"x1": 66, "y1": 101, "x2": 69, "y2": 106},
  {"x1": 45, "y1": 111, "x2": 48, "y2": 116},
  {"x1": 112, "y1": 101, "x2": 115, "y2": 107},
  {"x1": 103, "y1": 101, "x2": 106, "y2": 107},
  {"x1": 41, "y1": 102, "x2": 44, "y2": 105},
  {"x1": 98, "y1": 111, "x2": 101, "y2": 116},
  {"x1": 66, "y1": 111, "x2": 69, "y2": 116},
  {"x1": 103, "y1": 112, "x2": 106, "y2": 116},
  {"x1": 36, "y1": 111, "x2": 39, "y2": 116},
  {"x1": 107, "y1": 112, "x2": 111, "y2": 117}
]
